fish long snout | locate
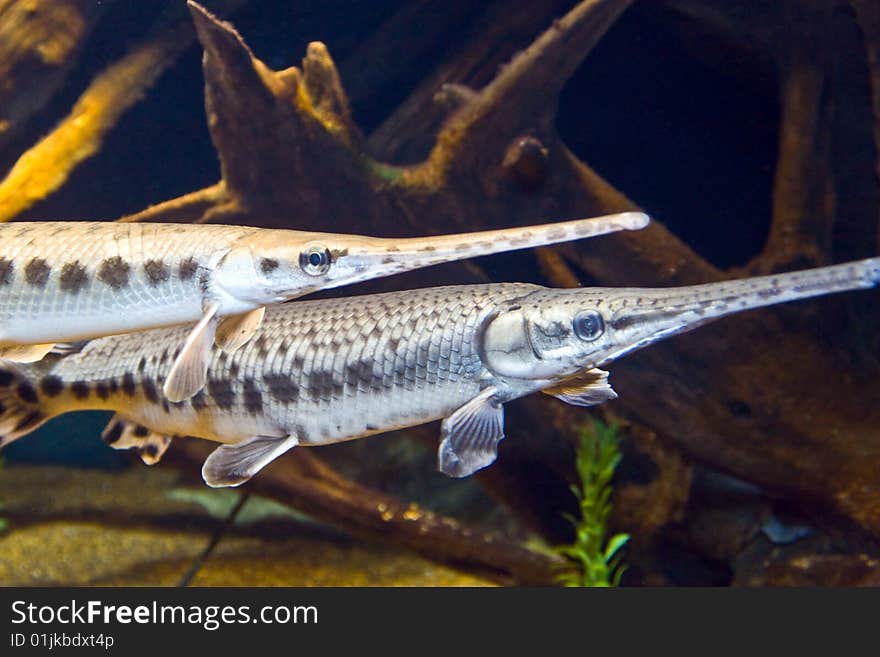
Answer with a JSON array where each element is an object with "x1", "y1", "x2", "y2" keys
[
  {"x1": 334, "y1": 212, "x2": 649, "y2": 284},
  {"x1": 598, "y1": 257, "x2": 880, "y2": 364}
]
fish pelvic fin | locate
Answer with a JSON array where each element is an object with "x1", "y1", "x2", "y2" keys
[
  {"x1": 202, "y1": 434, "x2": 299, "y2": 488},
  {"x1": 0, "y1": 360, "x2": 51, "y2": 448},
  {"x1": 101, "y1": 414, "x2": 173, "y2": 465},
  {"x1": 438, "y1": 386, "x2": 505, "y2": 477}
]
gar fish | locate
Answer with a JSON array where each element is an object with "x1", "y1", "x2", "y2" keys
[
  {"x1": 0, "y1": 212, "x2": 647, "y2": 401},
  {"x1": 0, "y1": 257, "x2": 876, "y2": 486}
]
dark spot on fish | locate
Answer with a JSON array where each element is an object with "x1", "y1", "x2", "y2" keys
[
  {"x1": 142, "y1": 378, "x2": 159, "y2": 404},
  {"x1": 345, "y1": 361, "x2": 374, "y2": 387},
  {"x1": 107, "y1": 378, "x2": 119, "y2": 394},
  {"x1": 122, "y1": 372, "x2": 136, "y2": 396},
  {"x1": 229, "y1": 362, "x2": 240, "y2": 378},
  {"x1": 306, "y1": 369, "x2": 337, "y2": 400},
  {"x1": 0, "y1": 370, "x2": 13, "y2": 387},
  {"x1": 142, "y1": 443, "x2": 159, "y2": 459},
  {"x1": 207, "y1": 378, "x2": 235, "y2": 409},
  {"x1": 95, "y1": 382, "x2": 110, "y2": 400},
  {"x1": 243, "y1": 378, "x2": 263, "y2": 414},
  {"x1": 97, "y1": 256, "x2": 130, "y2": 289},
  {"x1": 191, "y1": 390, "x2": 208, "y2": 412},
  {"x1": 138, "y1": 357, "x2": 147, "y2": 373},
  {"x1": 39, "y1": 375, "x2": 64, "y2": 397},
  {"x1": 0, "y1": 257, "x2": 13, "y2": 285},
  {"x1": 178, "y1": 257, "x2": 199, "y2": 280},
  {"x1": 103, "y1": 421, "x2": 123, "y2": 445},
  {"x1": 14, "y1": 410, "x2": 44, "y2": 432},
  {"x1": 381, "y1": 257, "x2": 394, "y2": 264},
  {"x1": 254, "y1": 335, "x2": 268, "y2": 357},
  {"x1": 59, "y1": 261, "x2": 88, "y2": 293},
  {"x1": 366, "y1": 424, "x2": 378, "y2": 431},
  {"x1": 260, "y1": 258, "x2": 279, "y2": 273},
  {"x1": 420, "y1": 245, "x2": 436, "y2": 252},
  {"x1": 16, "y1": 382, "x2": 38, "y2": 404},
  {"x1": 158, "y1": 350, "x2": 168, "y2": 366},
  {"x1": 133, "y1": 424, "x2": 150, "y2": 437},
  {"x1": 330, "y1": 248, "x2": 348, "y2": 259},
  {"x1": 25, "y1": 258, "x2": 50, "y2": 287},
  {"x1": 263, "y1": 373, "x2": 299, "y2": 403},
  {"x1": 757, "y1": 287, "x2": 782, "y2": 299},
  {"x1": 70, "y1": 381, "x2": 90, "y2": 399},
  {"x1": 144, "y1": 259, "x2": 170, "y2": 285}
]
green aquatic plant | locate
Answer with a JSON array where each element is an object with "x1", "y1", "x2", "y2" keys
[{"x1": 553, "y1": 420, "x2": 629, "y2": 587}]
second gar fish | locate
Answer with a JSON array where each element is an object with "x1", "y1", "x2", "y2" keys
[
  {"x1": 0, "y1": 257, "x2": 876, "y2": 486},
  {"x1": 0, "y1": 212, "x2": 647, "y2": 400}
]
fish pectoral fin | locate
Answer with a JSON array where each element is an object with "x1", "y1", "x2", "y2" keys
[
  {"x1": 438, "y1": 386, "x2": 505, "y2": 478},
  {"x1": 163, "y1": 302, "x2": 220, "y2": 402},
  {"x1": 215, "y1": 307, "x2": 265, "y2": 353},
  {"x1": 202, "y1": 434, "x2": 299, "y2": 488},
  {"x1": 101, "y1": 415, "x2": 173, "y2": 465},
  {"x1": 541, "y1": 368, "x2": 618, "y2": 407},
  {"x1": 0, "y1": 343, "x2": 56, "y2": 363}
]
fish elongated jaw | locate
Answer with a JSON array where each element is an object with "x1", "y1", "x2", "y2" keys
[
  {"x1": 320, "y1": 212, "x2": 650, "y2": 288},
  {"x1": 594, "y1": 257, "x2": 880, "y2": 365}
]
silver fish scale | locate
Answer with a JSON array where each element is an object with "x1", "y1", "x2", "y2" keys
[
  {"x1": 0, "y1": 222, "x2": 257, "y2": 344},
  {"x1": 44, "y1": 282, "x2": 540, "y2": 447}
]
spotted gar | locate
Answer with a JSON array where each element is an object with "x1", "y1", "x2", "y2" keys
[
  {"x1": 0, "y1": 257, "x2": 876, "y2": 487},
  {"x1": 0, "y1": 212, "x2": 647, "y2": 401}
]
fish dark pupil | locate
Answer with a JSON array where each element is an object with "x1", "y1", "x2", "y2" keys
[
  {"x1": 573, "y1": 311, "x2": 604, "y2": 341},
  {"x1": 309, "y1": 252, "x2": 323, "y2": 267}
]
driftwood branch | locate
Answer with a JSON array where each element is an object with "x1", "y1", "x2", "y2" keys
[
  {"x1": 166, "y1": 441, "x2": 562, "y2": 585},
  {"x1": 0, "y1": 0, "x2": 247, "y2": 223}
]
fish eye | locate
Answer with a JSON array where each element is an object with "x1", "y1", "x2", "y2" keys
[
  {"x1": 300, "y1": 245, "x2": 331, "y2": 276},
  {"x1": 573, "y1": 310, "x2": 605, "y2": 341}
]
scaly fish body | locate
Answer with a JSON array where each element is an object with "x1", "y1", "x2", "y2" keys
[
  {"x1": 0, "y1": 222, "x2": 246, "y2": 344},
  {"x1": 18, "y1": 283, "x2": 529, "y2": 448},
  {"x1": 1, "y1": 257, "x2": 877, "y2": 486},
  {"x1": 0, "y1": 212, "x2": 647, "y2": 400}
]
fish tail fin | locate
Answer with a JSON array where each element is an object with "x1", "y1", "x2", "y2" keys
[{"x1": 0, "y1": 360, "x2": 51, "y2": 448}]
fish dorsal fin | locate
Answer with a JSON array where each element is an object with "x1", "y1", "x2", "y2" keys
[
  {"x1": 437, "y1": 386, "x2": 505, "y2": 478},
  {"x1": 202, "y1": 434, "x2": 299, "y2": 488},
  {"x1": 101, "y1": 414, "x2": 173, "y2": 465},
  {"x1": 163, "y1": 302, "x2": 220, "y2": 402},
  {"x1": 215, "y1": 306, "x2": 265, "y2": 353},
  {"x1": 542, "y1": 368, "x2": 618, "y2": 407},
  {"x1": 0, "y1": 343, "x2": 56, "y2": 363}
]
